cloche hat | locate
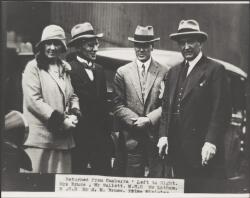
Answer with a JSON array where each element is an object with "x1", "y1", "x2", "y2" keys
[{"x1": 36, "y1": 25, "x2": 67, "y2": 52}]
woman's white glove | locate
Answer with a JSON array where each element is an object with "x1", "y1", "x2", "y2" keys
[{"x1": 62, "y1": 115, "x2": 78, "y2": 130}]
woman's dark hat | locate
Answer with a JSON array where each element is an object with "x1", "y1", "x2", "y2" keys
[
  {"x1": 169, "y1": 19, "x2": 208, "y2": 42},
  {"x1": 128, "y1": 25, "x2": 160, "y2": 43}
]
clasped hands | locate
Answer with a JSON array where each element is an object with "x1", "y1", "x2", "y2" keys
[
  {"x1": 131, "y1": 116, "x2": 151, "y2": 129},
  {"x1": 62, "y1": 114, "x2": 78, "y2": 130},
  {"x1": 157, "y1": 137, "x2": 216, "y2": 166},
  {"x1": 62, "y1": 108, "x2": 82, "y2": 130}
]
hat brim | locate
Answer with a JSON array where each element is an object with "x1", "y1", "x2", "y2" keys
[
  {"x1": 35, "y1": 39, "x2": 67, "y2": 52},
  {"x1": 128, "y1": 37, "x2": 160, "y2": 43},
  {"x1": 169, "y1": 31, "x2": 208, "y2": 42},
  {"x1": 68, "y1": 33, "x2": 104, "y2": 47}
]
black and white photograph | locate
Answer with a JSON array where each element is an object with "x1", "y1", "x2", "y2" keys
[{"x1": 1, "y1": 1, "x2": 249, "y2": 197}]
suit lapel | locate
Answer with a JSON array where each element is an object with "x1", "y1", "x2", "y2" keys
[
  {"x1": 76, "y1": 61, "x2": 98, "y2": 98},
  {"x1": 48, "y1": 69, "x2": 66, "y2": 99},
  {"x1": 93, "y1": 64, "x2": 101, "y2": 97},
  {"x1": 182, "y1": 56, "x2": 207, "y2": 101},
  {"x1": 78, "y1": 62, "x2": 93, "y2": 83},
  {"x1": 128, "y1": 61, "x2": 144, "y2": 104},
  {"x1": 144, "y1": 59, "x2": 159, "y2": 103},
  {"x1": 169, "y1": 65, "x2": 182, "y2": 106}
]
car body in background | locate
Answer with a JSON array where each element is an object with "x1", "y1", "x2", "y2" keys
[
  {"x1": 2, "y1": 47, "x2": 248, "y2": 193},
  {"x1": 96, "y1": 47, "x2": 248, "y2": 179}
]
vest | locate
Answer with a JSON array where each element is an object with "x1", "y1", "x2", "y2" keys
[{"x1": 172, "y1": 63, "x2": 189, "y2": 116}]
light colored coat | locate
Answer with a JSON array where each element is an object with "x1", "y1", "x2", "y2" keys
[
  {"x1": 113, "y1": 58, "x2": 168, "y2": 146},
  {"x1": 22, "y1": 59, "x2": 79, "y2": 150}
]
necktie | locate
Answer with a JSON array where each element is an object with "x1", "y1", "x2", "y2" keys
[
  {"x1": 141, "y1": 64, "x2": 146, "y2": 78},
  {"x1": 83, "y1": 61, "x2": 95, "y2": 70},
  {"x1": 82, "y1": 61, "x2": 95, "y2": 81},
  {"x1": 141, "y1": 64, "x2": 146, "y2": 102},
  {"x1": 182, "y1": 61, "x2": 190, "y2": 79}
]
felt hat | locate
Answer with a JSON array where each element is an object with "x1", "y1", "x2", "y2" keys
[
  {"x1": 169, "y1": 19, "x2": 208, "y2": 42},
  {"x1": 68, "y1": 22, "x2": 103, "y2": 47},
  {"x1": 128, "y1": 25, "x2": 160, "y2": 43}
]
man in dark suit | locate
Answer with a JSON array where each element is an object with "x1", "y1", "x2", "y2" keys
[
  {"x1": 113, "y1": 25, "x2": 168, "y2": 177},
  {"x1": 157, "y1": 19, "x2": 231, "y2": 179},
  {"x1": 67, "y1": 22, "x2": 112, "y2": 175}
]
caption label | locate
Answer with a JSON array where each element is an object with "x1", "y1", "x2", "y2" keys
[{"x1": 55, "y1": 175, "x2": 184, "y2": 193}]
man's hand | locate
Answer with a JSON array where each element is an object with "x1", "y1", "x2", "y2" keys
[
  {"x1": 67, "y1": 114, "x2": 78, "y2": 125},
  {"x1": 201, "y1": 142, "x2": 216, "y2": 166},
  {"x1": 157, "y1": 137, "x2": 168, "y2": 158},
  {"x1": 131, "y1": 117, "x2": 151, "y2": 129},
  {"x1": 158, "y1": 80, "x2": 165, "y2": 99}
]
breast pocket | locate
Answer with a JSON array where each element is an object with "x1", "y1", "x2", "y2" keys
[
  {"x1": 199, "y1": 79, "x2": 208, "y2": 88},
  {"x1": 193, "y1": 77, "x2": 209, "y2": 99}
]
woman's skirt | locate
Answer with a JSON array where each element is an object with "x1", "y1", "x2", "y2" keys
[{"x1": 20, "y1": 147, "x2": 71, "y2": 173}]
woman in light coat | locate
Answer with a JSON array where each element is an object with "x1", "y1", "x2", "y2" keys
[{"x1": 22, "y1": 25, "x2": 81, "y2": 173}]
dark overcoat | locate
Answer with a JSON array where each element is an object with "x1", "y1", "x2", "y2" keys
[
  {"x1": 159, "y1": 55, "x2": 231, "y2": 176},
  {"x1": 69, "y1": 59, "x2": 112, "y2": 153}
]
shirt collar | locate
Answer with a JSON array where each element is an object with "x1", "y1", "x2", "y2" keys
[
  {"x1": 136, "y1": 57, "x2": 152, "y2": 73},
  {"x1": 186, "y1": 51, "x2": 203, "y2": 68},
  {"x1": 76, "y1": 56, "x2": 93, "y2": 67}
]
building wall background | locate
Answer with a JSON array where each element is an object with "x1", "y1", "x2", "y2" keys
[
  {"x1": 6, "y1": 1, "x2": 51, "y2": 46},
  {"x1": 50, "y1": 2, "x2": 249, "y2": 72}
]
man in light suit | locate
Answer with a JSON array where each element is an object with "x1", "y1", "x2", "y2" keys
[
  {"x1": 67, "y1": 22, "x2": 113, "y2": 175},
  {"x1": 157, "y1": 19, "x2": 231, "y2": 180},
  {"x1": 113, "y1": 25, "x2": 168, "y2": 177}
]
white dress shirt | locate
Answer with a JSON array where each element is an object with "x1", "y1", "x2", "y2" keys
[
  {"x1": 77, "y1": 56, "x2": 94, "y2": 81},
  {"x1": 136, "y1": 57, "x2": 152, "y2": 78},
  {"x1": 186, "y1": 51, "x2": 203, "y2": 77}
]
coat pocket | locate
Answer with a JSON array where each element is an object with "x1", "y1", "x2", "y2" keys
[{"x1": 199, "y1": 79, "x2": 207, "y2": 87}]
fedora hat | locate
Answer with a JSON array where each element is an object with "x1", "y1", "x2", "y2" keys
[
  {"x1": 169, "y1": 19, "x2": 208, "y2": 42},
  {"x1": 128, "y1": 25, "x2": 160, "y2": 43},
  {"x1": 68, "y1": 22, "x2": 103, "y2": 47},
  {"x1": 36, "y1": 25, "x2": 67, "y2": 52}
]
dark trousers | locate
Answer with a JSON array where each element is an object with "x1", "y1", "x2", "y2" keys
[
  {"x1": 124, "y1": 136, "x2": 166, "y2": 178},
  {"x1": 168, "y1": 115, "x2": 198, "y2": 179},
  {"x1": 169, "y1": 116, "x2": 225, "y2": 179},
  {"x1": 124, "y1": 134, "x2": 147, "y2": 177},
  {"x1": 125, "y1": 152, "x2": 145, "y2": 177},
  {"x1": 71, "y1": 138, "x2": 112, "y2": 176}
]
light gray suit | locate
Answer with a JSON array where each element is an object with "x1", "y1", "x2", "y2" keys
[{"x1": 113, "y1": 58, "x2": 168, "y2": 177}]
